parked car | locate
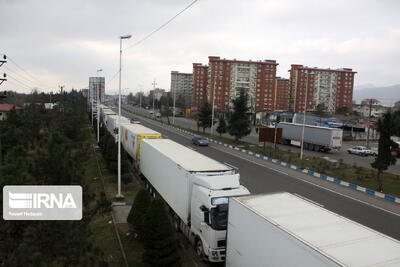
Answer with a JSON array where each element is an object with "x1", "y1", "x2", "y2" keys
[
  {"x1": 347, "y1": 146, "x2": 371, "y2": 156},
  {"x1": 192, "y1": 136, "x2": 209, "y2": 146},
  {"x1": 370, "y1": 146, "x2": 378, "y2": 156},
  {"x1": 156, "y1": 112, "x2": 161, "y2": 118}
]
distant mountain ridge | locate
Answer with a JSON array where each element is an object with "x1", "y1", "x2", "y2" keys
[{"x1": 353, "y1": 84, "x2": 400, "y2": 106}]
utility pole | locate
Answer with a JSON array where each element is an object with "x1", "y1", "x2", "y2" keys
[
  {"x1": 0, "y1": 55, "x2": 7, "y2": 86},
  {"x1": 96, "y1": 69, "x2": 103, "y2": 143},
  {"x1": 273, "y1": 78, "x2": 278, "y2": 150},
  {"x1": 366, "y1": 98, "x2": 373, "y2": 148},
  {"x1": 300, "y1": 73, "x2": 308, "y2": 160},
  {"x1": 58, "y1": 85, "x2": 64, "y2": 112},
  {"x1": 0, "y1": 55, "x2": 7, "y2": 167},
  {"x1": 152, "y1": 79, "x2": 156, "y2": 116},
  {"x1": 173, "y1": 88, "x2": 176, "y2": 124},
  {"x1": 210, "y1": 85, "x2": 216, "y2": 135}
]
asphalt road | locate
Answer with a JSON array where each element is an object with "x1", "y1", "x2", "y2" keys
[
  {"x1": 118, "y1": 107, "x2": 400, "y2": 242},
  {"x1": 131, "y1": 107, "x2": 400, "y2": 175}
]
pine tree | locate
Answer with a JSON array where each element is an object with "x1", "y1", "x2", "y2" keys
[
  {"x1": 198, "y1": 102, "x2": 212, "y2": 133},
  {"x1": 127, "y1": 189, "x2": 151, "y2": 240},
  {"x1": 371, "y1": 111, "x2": 398, "y2": 191},
  {"x1": 142, "y1": 199, "x2": 181, "y2": 267},
  {"x1": 228, "y1": 89, "x2": 251, "y2": 141},
  {"x1": 216, "y1": 116, "x2": 227, "y2": 136}
]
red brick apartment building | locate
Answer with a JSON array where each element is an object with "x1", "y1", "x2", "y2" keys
[
  {"x1": 289, "y1": 65, "x2": 356, "y2": 113},
  {"x1": 206, "y1": 56, "x2": 278, "y2": 112},
  {"x1": 192, "y1": 63, "x2": 208, "y2": 110},
  {"x1": 276, "y1": 77, "x2": 290, "y2": 110}
]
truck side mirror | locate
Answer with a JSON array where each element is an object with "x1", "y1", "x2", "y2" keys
[
  {"x1": 204, "y1": 211, "x2": 209, "y2": 224},
  {"x1": 200, "y1": 205, "x2": 209, "y2": 224}
]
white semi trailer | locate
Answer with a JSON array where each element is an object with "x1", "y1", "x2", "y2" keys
[
  {"x1": 104, "y1": 114, "x2": 130, "y2": 139},
  {"x1": 279, "y1": 122, "x2": 343, "y2": 152},
  {"x1": 140, "y1": 139, "x2": 250, "y2": 262},
  {"x1": 120, "y1": 123, "x2": 162, "y2": 168},
  {"x1": 226, "y1": 192, "x2": 400, "y2": 267}
]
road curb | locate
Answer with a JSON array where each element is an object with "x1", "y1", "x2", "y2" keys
[{"x1": 127, "y1": 108, "x2": 400, "y2": 205}]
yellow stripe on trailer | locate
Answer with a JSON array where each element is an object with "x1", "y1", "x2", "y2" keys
[{"x1": 137, "y1": 134, "x2": 162, "y2": 159}]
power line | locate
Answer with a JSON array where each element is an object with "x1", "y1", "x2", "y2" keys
[
  {"x1": 105, "y1": 0, "x2": 199, "y2": 85},
  {"x1": 6, "y1": 75, "x2": 36, "y2": 91},
  {"x1": 4, "y1": 65, "x2": 39, "y2": 87},
  {"x1": 6, "y1": 55, "x2": 55, "y2": 89},
  {"x1": 124, "y1": 0, "x2": 199, "y2": 50}
]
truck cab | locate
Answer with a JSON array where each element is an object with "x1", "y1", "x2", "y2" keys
[{"x1": 190, "y1": 173, "x2": 250, "y2": 262}]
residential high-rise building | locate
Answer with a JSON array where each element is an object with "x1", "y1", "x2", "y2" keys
[
  {"x1": 88, "y1": 77, "x2": 105, "y2": 108},
  {"x1": 276, "y1": 77, "x2": 290, "y2": 111},
  {"x1": 192, "y1": 63, "x2": 208, "y2": 110},
  {"x1": 150, "y1": 88, "x2": 166, "y2": 101},
  {"x1": 289, "y1": 65, "x2": 356, "y2": 113},
  {"x1": 207, "y1": 56, "x2": 278, "y2": 112},
  {"x1": 170, "y1": 71, "x2": 193, "y2": 107}
]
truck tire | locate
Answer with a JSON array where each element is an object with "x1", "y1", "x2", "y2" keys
[
  {"x1": 196, "y1": 238, "x2": 205, "y2": 260},
  {"x1": 173, "y1": 215, "x2": 181, "y2": 232}
]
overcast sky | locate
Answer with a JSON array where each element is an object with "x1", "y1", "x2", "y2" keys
[{"x1": 1, "y1": 0, "x2": 399, "y2": 95}]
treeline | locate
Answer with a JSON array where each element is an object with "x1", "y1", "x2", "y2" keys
[{"x1": 0, "y1": 91, "x2": 108, "y2": 266}]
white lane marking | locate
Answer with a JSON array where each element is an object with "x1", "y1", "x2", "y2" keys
[
  {"x1": 127, "y1": 109, "x2": 400, "y2": 218},
  {"x1": 294, "y1": 193, "x2": 324, "y2": 208},
  {"x1": 209, "y1": 145, "x2": 400, "y2": 218}
]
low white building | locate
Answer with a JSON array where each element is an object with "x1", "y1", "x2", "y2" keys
[{"x1": 353, "y1": 99, "x2": 388, "y2": 118}]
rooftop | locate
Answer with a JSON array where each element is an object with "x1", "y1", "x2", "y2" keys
[{"x1": 0, "y1": 104, "x2": 22, "y2": 111}]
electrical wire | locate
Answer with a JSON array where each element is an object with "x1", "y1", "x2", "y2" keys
[
  {"x1": 4, "y1": 65, "x2": 39, "y2": 87},
  {"x1": 6, "y1": 75, "x2": 36, "y2": 92},
  {"x1": 124, "y1": 0, "x2": 199, "y2": 50},
  {"x1": 105, "y1": 0, "x2": 199, "y2": 85},
  {"x1": 6, "y1": 55, "x2": 55, "y2": 89}
]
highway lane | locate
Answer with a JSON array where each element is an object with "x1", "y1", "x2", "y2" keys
[
  {"x1": 129, "y1": 106, "x2": 400, "y2": 174},
  {"x1": 118, "y1": 108, "x2": 400, "y2": 241}
]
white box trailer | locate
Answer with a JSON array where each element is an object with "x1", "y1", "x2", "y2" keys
[
  {"x1": 101, "y1": 108, "x2": 116, "y2": 121},
  {"x1": 140, "y1": 139, "x2": 249, "y2": 262},
  {"x1": 104, "y1": 114, "x2": 130, "y2": 138},
  {"x1": 279, "y1": 122, "x2": 343, "y2": 152},
  {"x1": 120, "y1": 123, "x2": 162, "y2": 165},
  {"x1": 226, "y1": 193, "x2": 400, "y2": 267}
]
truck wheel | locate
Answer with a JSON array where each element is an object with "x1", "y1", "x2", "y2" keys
[
  {"x1": 196, "y1": 239, "x2": 205, "y2": 260},
  {"x1": 173, "y1": 215, "x2": 181, "y2": 232}
]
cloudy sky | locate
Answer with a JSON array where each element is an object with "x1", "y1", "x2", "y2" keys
[{"x1": 1, "y1": 0, "x2": 399, "y2": 96}]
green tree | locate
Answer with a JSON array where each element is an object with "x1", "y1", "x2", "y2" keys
[
  {"x1": 198, "y1": 102, "x2": 212, "y2": 133},
  {"x1": 314, "y1": 103, "x2": 326, "y2": 116},
  {"x1": 371, "y1": 111, "x2": 398, "y2": 191},
  {"x1": 336, "y1": 106, "x2": 348, "y2": 115},
  {"x1": 127, "y1": 189, "x2": 152, "y2": 240},
  {"x1": 142, "y1": 198, "x2": 181, "y2": 267},
  {"x1": 216, "y1": 116, "x2": 227, "y2": 136},
  {"x1": 228, "y1": 90, "x2": 251, "y2": 141}
]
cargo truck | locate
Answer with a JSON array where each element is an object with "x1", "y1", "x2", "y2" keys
[
  {"x1": 140, "y1": 139, "x2": 250, "y2": 262},
  {"x1": 279, "y1": 122, "x2": 343, "y2": 152},
  {"x1": 226, "y1": 192, "x2": 400, "y2": 267},
  {"x1": 120, "y1": 123, "x2": 162, "y2": 168},
  {"x1": 104, "y1": 114, "x2": 130, "y2": 139}
]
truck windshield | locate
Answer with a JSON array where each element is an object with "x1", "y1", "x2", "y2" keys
[{"x1": 210, "y1": 204, "x2": 228, "y2": 231}]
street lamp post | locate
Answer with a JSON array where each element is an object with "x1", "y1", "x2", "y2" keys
[
  {"x1": 97, "y1": 69, "x2": 103, "y2": 143},
  {"x1": 210, "y1": 85, "x2": 216, "y2": 135},
  {"x1": 152, "y1": 79, "x2": 156, "y2": 117},
  {"x1": 173, "y1": 89, "x2": 176, "y2": 124},
  {"x1": 117, "y1": 34, "x2": 131, "y2": 199},
  {"x1": 300, "y1": 73, "x2": 309, "y2": 160}
]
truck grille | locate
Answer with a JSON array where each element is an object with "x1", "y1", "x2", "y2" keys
[{"x1": 217, "y1": 240, "x2": 226, "y2": 247}]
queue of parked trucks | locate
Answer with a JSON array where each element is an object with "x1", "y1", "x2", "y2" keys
[{"x1": 100, "y1": 105, "x2": 400, "y2": 266}]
